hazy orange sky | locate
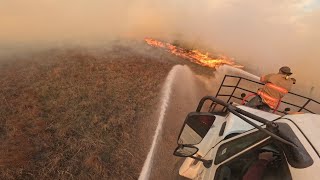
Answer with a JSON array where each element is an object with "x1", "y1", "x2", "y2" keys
[{"x1": 1, "y1": 0, "x2": 319, "y2": 96}]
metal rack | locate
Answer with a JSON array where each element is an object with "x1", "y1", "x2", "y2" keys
[{"x1": 211, "y1": 75, "x2": 320, "y2": 114}]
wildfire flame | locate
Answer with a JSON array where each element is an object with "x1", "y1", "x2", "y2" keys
[{"x1": 145, "y1": 38, "x2": 243, "y2": 69}]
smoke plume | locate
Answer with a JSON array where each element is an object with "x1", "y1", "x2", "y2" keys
[{"x1": 1, "y1": 0, "x2": 320, "y2": 97}]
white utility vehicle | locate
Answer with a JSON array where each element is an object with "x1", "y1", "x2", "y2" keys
[{"x1": 173, "y1": 75, "x2": 320, "y2": 180}]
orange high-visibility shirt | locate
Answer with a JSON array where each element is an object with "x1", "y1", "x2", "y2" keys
[{"x1": 259, "y1": 73, "x2": 293, "y2": 108}]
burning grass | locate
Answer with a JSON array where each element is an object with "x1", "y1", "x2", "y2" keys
[
  {"x1": 0, "y1": 46, "x2": 173, "y2": 179},
  {"x1": 145, "y1": 38, "x2": 243, "y2": 69}
]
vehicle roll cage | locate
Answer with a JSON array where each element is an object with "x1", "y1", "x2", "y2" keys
[
  {"x1": 197, "y1": 96, "x2": 297, "y2": 148},
  {"x1": 211, "y1": 75, "x2": 320, "y2": 114}
]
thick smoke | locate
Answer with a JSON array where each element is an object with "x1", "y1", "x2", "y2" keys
[{"x1": 1, "y1": 0, "x2": 320, "y2": 97}]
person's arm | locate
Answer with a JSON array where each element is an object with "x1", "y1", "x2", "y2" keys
[
  {"x1": 260, "y1": 74, "x2": 273, "y2": 83},
  {"x1": 243, "y1": 152, "x2": 273, "y2": 180},
  {"x1": 243, "y1": 159, "x2": 269, "y2": 180}
]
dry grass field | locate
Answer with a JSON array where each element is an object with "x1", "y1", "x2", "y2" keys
[{"x1": 0, "y1": 44, "x2": 179, "y2": 179}]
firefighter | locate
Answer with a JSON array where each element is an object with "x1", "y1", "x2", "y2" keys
[{"x1": 246, "y1": 66, "x2": 295, "y2": 112}]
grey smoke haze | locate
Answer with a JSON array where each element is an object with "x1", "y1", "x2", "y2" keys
[{"x1": 1, "y1": 0, "x2": 320, "y2": 96}]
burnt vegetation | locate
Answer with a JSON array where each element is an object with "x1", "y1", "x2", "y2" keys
[{"x1": 0, "y1": 45, "x2": 176, "y2": 179}]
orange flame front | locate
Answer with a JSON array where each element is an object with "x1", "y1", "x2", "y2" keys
[{"x1": 145, "y1": 38, "x2": 243, "y2": 69}]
